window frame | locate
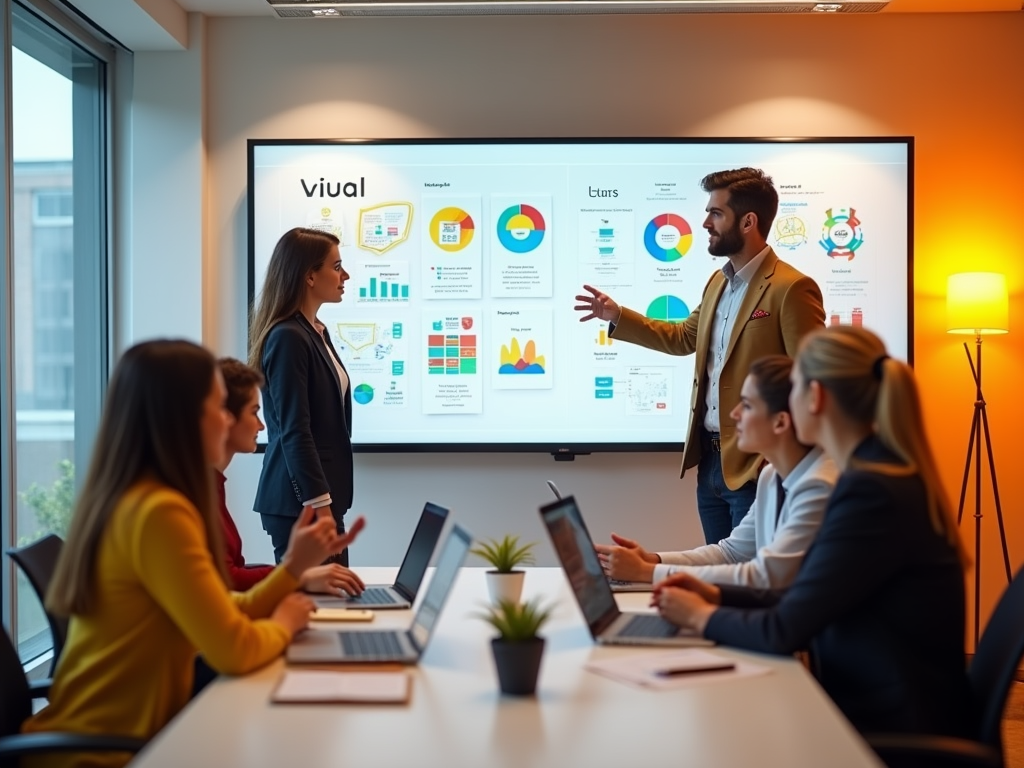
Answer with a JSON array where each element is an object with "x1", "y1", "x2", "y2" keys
[{"x1": 0, "y1": 0, "x2": 119, "y2": 658}]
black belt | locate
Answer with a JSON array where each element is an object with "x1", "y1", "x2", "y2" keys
[{"x1": 703, "y1": 431, "x2": 722, "y2": 452}]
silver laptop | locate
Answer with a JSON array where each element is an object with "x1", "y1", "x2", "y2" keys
[
  {"x1": 287, "y1": 524, "x2": 472, "y2": 664},
  {"x1": 540, "y1": 496, "x2": 712, "y2": 648},
  {"x1": 546, "y1": 481, "x2": 651, "y2": 593},
  {"x1": 315, "y1": 502, "x2": 448, "y2": 610}
]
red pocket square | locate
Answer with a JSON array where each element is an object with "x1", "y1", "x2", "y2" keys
[{"x1": 750, "y1": 309, "x2": 771, "y2": 320}]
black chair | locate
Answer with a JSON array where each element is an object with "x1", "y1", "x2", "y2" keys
[
  {"x1": 6, "y1": 534, "x2": 69, "y2": 679},
  {"x1": 869, "y1": 566, "x2": 1024, "y2": 768},
  {"x1": 0, "y1": 623, "x2": 145, "y2": 767}
]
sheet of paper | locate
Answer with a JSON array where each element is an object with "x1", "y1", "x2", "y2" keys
[
  {"x1": 584, "y1": 649, "x2": 771, "y2": 690},
  {"x1": 272, "y1": 670, "x2": 410, "y2": 704}
]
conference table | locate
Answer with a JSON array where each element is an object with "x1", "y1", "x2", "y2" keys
[{"x1": 132, "y1": 567, "x2": 884, "y2": 768}]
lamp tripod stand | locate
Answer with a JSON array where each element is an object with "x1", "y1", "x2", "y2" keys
[{"x1": 956, "y1": 335, "x2": 1012, "y2": 649}]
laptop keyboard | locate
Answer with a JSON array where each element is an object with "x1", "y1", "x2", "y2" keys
[
  {"x1": 351, "y1": 587, "x2": 398, "y2": 605},
  {"x1": 340, "y1": 631, "x2": 406, "y2": 658},
  {"x1": 618, "y1": 614, "x2": 680, "y2": 638}
]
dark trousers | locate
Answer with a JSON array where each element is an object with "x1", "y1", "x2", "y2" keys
[
  {"x1": 260, "y1": 511, "x2": 349, "y2": 567},
  {"x1": 695, "y1": 431, "x2": 758, "y2": 545}
]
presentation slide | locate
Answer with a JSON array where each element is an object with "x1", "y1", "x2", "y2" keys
[{"x1": 248, "y1": 139, "x2": 911, "y2": 451}]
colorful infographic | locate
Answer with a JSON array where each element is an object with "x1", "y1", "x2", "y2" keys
[
  {"x1": 331, "y1": 320, "x2": 408, "y2": 409},
  {"x1": 358, "y1": 202, "x2": 413, "y2": 255},
  {"x1": 819, "y1": 207, "x2": 864, "y2": 260},
  {"x1": 577, "y1": 210, "x2": 635, "y2": 287},
  {"x1": 646, "y1": 295, "x2": 690, "y2": 324},
  {"x1": 644, "y1": 213, "x2": 693, "y2": 262},
  {"x1": 496, "y1": 203, "x2": 546, "y2": 253},
  {"x1": 354, "y1": 261, "x2": 410, "y2": 303},
  {"x1": 422, "y1": 312, "x2": 482, "y2": 414},
  {"x1": 492, "y1": 309, "x2": 553, "y2": 390},
  {"x1": 490, "y1": 195, "x2": 553, "y2": 298},
  {"x1": 422, "y1": 197, "x2": 483, "y2": 299},
  {"x1": 429, "y1": 206, "x2": 475, "y2": 252}
]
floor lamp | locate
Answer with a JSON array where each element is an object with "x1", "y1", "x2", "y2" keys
[{"x1": 946, "y1": 272, "x2": 1011, "y2": 649}]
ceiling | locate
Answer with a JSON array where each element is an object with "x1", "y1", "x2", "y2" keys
[
  {"x1": 174, "y1": 0, "x2": 1020, "y2": 13},
  {"x1": 64, "y1": 0, "x2": 1021, "y2": 52}
]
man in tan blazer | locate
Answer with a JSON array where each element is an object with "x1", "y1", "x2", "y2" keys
[{"x1": 575, "y1": 168, "x2": 824, "y2": 544}]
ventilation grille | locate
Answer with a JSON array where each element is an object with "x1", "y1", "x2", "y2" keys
[{"x1": 268, "y1": 0, "x2": 889, "y2": 17}]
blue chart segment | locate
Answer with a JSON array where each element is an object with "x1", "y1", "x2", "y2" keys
[
  {"x1": 497, "y1": 204, "x2": 546, "y2": 253},
  {"x1": 353, "y1": 383, "x2": 374, "y2": 405},
  {"x1": 646, "y1": 295, "x2": 690, "y2": 324}
]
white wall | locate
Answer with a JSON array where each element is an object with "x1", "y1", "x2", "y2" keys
[{"x1": 125, "y1": 10, "x2": 1024, "y2": 568}]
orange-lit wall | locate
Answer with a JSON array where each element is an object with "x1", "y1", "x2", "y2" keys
[{"x1": 200, "y1": 10, "x2": 1024, "y2": 642}]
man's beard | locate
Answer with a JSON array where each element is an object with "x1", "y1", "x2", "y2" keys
[{"x1": 707, "y1": 219, "x2": 744, "y2": 257}]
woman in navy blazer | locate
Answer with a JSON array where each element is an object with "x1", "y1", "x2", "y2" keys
[
  {"x1": 652, "y1": 326, "x2": 972, "y2": 739},
  {"x1": 249, "y1": 227, "x2": 356, "y2": 566}
]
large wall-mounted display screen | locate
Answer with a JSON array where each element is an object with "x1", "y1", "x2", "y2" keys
[{"x1": 248, "y1": 138, "x2": 912, "y2": 453}]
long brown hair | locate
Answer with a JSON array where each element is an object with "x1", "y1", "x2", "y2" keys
[
  {"x1": 248, "y1": 227, "x2": 340, "y2": 373},
  {"x1": 48, "y1": 340, "x2": 228, "y2": 616},
  {"x1": 796, "y1": 326, "x2": 967, "y2": 565}
]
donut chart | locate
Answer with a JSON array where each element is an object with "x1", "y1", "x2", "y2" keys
[
  {"x1": 353, "y1": 383, "x2": 374, "y2": 405},
  {"x1": 644, "y1": 213, "x2": 693, "y2": 261},
  {"x1": 497, "y1": 204, "x2": 546, "y2": 253},
  {"x1": 429, "y1": 207, "x2": 475, "y2": 252}
]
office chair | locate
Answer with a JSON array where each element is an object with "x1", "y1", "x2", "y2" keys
[
  {"x1": 0, "y1": 624, "x2": 145, "y2": 767},
  {"x1": 868, "y1": 565, "x2": 1024, "y2": 768},
  {"x1": 7, "y1": 534, "x2": 70, "y2": 678}
]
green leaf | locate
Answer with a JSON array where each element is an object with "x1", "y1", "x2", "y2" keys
[
  {"x1": 469, "y1": 535, "x2": 537, "y2": 573},
  {"x1": 473, "y1": 597, "x2": 552, "y2": 642}
]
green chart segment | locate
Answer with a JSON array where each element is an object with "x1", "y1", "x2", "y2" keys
[{"x1": 645, "y1": 295, "x2": 690, "y2": 324}]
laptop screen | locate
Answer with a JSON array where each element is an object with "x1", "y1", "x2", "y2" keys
[
  {"x1": 539, "y1": 496, "x2": 620, "y2": 638},
  {"x1": 393, "y1": 502, "x2": 449, "y2": 599},
  {"x1": 409, "y1": 524, "x2": 472, "y2": 651}
]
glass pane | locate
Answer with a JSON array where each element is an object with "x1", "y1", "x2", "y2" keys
[{"x1": 11, "y1": 4, "x2": 105, "y2": 663}]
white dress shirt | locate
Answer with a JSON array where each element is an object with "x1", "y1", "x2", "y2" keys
[
  {"x1": 653, "y1": 447, "x2": 838, "y2": 587},
  {"x1": 702, "y1": 245, "x2": 770, "y2": 432}
]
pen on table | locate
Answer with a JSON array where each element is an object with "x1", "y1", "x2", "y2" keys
[{"x1": 654, "y1": 663, "x2": 736, "y2": 678}]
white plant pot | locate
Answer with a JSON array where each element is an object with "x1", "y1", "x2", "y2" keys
[{"x1": 485, "y1": 570, "x2": 525, "y2": 606}]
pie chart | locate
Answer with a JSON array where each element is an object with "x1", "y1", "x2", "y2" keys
[
  {"x1": 644, "y1": 213, "x2": 693, "y2": 262},
  {"x1": 497, "y1": 204, "x2": 546, "y2": 253},
  {"x1": 646, "y1": 295, "x2": 690, "y2": 324},
  {"x1": 430, "y1": 207, "x2": 475, "y2": 252},
  {"x1": 353, "y1": 383, "x2": 374, "y2": 405}
]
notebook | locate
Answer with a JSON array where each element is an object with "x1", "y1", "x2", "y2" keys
[
  {"x1": 315, "y1": 502, "x2": 448, "y2": 610},
  {"x1": 287, "y1": 524, "x2": 472, "y2": 664},
  {"x1": 271, "y1": 670, "x2": 411, "y2": 704},
  {"x1": 545, "y1": 481, "x2": 651, "y2": 593},
  {"x1": 539, "y1": 495, "x2": 713, "y2": 648}
]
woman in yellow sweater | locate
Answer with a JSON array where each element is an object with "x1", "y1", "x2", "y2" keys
[{"x1": 22, "y1": 339, "x2": 365, "y2": 768}]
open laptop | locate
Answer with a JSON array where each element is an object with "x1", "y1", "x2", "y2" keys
[
  {"x1": 315, "y1": 502, "x2": 448, "y2": 610},
  {"x1": 540, "y1": 495, "x2": 712, "y2": 648},
  {"x1": 545, "y1": 481, "x2": 651, "y2": 593},
  {"x1": 287, "y1": 524, "x2": 472, "y2": 664}
]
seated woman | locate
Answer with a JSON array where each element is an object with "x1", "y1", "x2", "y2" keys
[
  {"x1": 23, "y1": 339, "x2": 365, "y2": 768},
  {"x1": 652, "y1": 326, "x2": 971, "y2": 738},
  {"x1": 596, "y1": 355, "x2": 836, "y2": 588},
  {"x1": 216, "y1": 357, "x2": 364, "y2": 595}
]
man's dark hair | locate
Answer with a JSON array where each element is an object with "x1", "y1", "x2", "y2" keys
[{"x1": 700, "y1": 168, "x2": 778, "y2": 239}]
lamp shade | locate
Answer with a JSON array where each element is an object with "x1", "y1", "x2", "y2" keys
[{"x1": 946, "y1": 272, "x2": 1009, "y2": 335}]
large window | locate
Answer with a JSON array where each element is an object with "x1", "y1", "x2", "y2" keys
[{"x1": 1, "y1": 0, "x2": 112, "y2": 664}]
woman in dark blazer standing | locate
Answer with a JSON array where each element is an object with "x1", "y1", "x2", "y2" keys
[
  {"x1": 249, "y1": 227, "x2": 355, "y2": 566},
  {"x1": 652, "y1": 325, "x2": 973, "y2": 740}
]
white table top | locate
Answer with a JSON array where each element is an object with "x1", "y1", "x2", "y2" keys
[{"x1": 133, "y1": 567, "x2": 883, "y2": 768}]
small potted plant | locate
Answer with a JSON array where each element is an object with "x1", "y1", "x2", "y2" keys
[
  {"x1": 470, "y1": 535, "x2": 537, "y2": 605},
  {"x1": 476, "y1": 597, "x2": 552, "y2": 696}
]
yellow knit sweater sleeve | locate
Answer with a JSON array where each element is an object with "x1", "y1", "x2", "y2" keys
[{"x1": 131, "y1": 491, "x2": 298, "y2": 675}]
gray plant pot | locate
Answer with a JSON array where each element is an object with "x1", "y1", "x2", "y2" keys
[{"x1": 490, "y1": 637, "x2": 545, "y2": 696}]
